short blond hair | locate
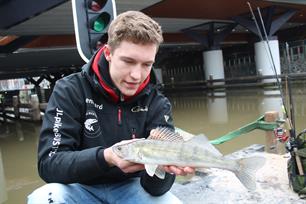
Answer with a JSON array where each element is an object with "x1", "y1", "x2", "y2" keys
[{"x1": 107, "y1": 11, "x2": 163, "y2": 51}]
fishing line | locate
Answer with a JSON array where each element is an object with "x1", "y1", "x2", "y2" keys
[
  {"x1": 247, "y1": 2, "x2": 304, "y2": 176},
  {"x1": 257, "y1": 6, "x2": 296, "y2": 132},
  {"x1": 246, "y1": 2, "x2": 293, "y2": 131},
  {"x1": 284, "y1": 42, "x2": 296, "y2": 132}
]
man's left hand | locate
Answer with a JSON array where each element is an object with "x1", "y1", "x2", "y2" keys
[{"x1": 162, "y1": 165, "x2": 195, "y2": 176}]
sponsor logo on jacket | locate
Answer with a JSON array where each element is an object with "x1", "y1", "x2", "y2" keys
[
  {"x1": 84, "y1": 111, "x2": 101, "y2": 138},
  {"x1": 85, "y1": 119, "x2": 98, "y2": 131},
  {"x1": 86, "y1": 98, "x2": 103, "y2": 110},
  {"x1": 131, "y1": 105, "x2": 148, "y2": 112},
  {"x1": 49, "y1": 108, "x2": 63, "y2": 157}
]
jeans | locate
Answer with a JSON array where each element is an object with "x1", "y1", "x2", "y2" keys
[{"x1": 27, "y1": 178, "x2": 182, "y2": 204}]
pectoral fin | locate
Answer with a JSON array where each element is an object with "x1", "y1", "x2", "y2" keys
[
  {"x1": 145, "y1": 164, "x2": 166, "y2": 179},
  {"x1": 145, "y1": 164, "x2": 158, "y2": 177},
  {"x1": 154, "y1": 166, "x2": 166, "y2": 179}
]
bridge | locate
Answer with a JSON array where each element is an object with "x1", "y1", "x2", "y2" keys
[{"x1": 0, "y1": 0, "x2": 306, "y2": 85}]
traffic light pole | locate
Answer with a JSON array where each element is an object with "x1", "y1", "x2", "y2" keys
[{"x1": 72, "y1": 0, "x2": 117, "y2": 62}]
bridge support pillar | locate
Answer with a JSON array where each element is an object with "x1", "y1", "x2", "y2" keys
[
  {"x1": 203, "y1": 49, "x2": 225, "y2": 85},
  {"x1": 254, "y1": 39, "x2": 281, "y2": 83}
]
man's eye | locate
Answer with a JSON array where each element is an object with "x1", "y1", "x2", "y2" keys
[{"x1": 125, "y1": 60, "x2": 133, "y2": 64}]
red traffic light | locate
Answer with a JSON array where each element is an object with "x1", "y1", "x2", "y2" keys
[{"x1": 88, "y1": 0, "x2": 106, "y2": 12}]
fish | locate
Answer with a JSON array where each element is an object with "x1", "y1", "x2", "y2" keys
[{"x1": 112, "y1": 127, "x2": 266, "y2": 191}]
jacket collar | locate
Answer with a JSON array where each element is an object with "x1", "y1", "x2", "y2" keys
[{"x1": 92, "y1": 46, "x2": 150, "y2": 103}]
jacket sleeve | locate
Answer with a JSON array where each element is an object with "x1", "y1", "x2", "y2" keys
[
  {"x1": 140, "y1": 91, "x2": 176, "y2": 196},
  {"x1": 38, "y1": 77, "x2": 111, "y2": 184}
]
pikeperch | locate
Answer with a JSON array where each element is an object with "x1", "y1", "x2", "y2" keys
[{"x1": 112, "y1": 127, "x2": 265, "y2": 191}]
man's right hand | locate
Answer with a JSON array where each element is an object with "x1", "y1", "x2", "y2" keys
[{"x1": 104, "y1": 143, "x2": 144, "y2": 173}]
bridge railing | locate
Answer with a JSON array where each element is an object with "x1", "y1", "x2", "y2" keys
[{"x1": 0, "y1": 93, "x2": 45, "y2": 122}]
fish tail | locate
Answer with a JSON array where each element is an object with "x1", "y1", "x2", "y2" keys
[{"x1": 234, "y1": 156, "x2": 266, "y2": 191}]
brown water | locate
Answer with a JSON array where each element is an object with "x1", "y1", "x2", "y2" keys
[{"x1": 1, "y1": 86, "x2": 306, "y2": 204}]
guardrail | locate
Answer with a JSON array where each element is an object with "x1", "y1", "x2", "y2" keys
[
  {"x1": 0, "y1": 94, "x2": 47, "y2": 122},
  {"x1": 163, "y1": 73, "x2": 306, "y2": 92}
]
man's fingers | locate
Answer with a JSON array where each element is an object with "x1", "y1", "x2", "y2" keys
[
  {"x1": 163, "y1": 166, "x2": 186, "y2": 176},
  {"x1": 183, "y1": 166, "x2": 195, "y2": 174},
  {"x1": 163, "y1": 165, "x2": 195, "y2": 176},
  {"x1": 123, "y1": 163, "x2": 144, "y2": 173}
]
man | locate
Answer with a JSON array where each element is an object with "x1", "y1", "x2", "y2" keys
[{"x1": 28, "y1": 11, "x2": 194, "y2": 204}]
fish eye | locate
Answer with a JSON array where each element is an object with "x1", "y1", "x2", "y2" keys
[{"x1": 117, "y1": 146, "x2": 122, "y2": 151}]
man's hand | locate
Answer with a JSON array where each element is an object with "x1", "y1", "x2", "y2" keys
[
  {"x1": 104, "y1": 138, "x2": 195, "y2": 176},
  {"x1": 162, "y1": 165, "x2": 195, "y2": 176},
  {"x1": 104, "y1": 141, "x2": 144, "y2": 174}
]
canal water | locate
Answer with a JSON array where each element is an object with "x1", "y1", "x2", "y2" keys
[{"x1": 1, "y1": 85, "x2": 306, "y2": 204}]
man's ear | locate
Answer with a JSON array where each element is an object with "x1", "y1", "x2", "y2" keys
[{"x1": 104, "y1": 45, "x2": 111, "y2": 62}]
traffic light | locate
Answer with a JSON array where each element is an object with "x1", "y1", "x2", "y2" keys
[{"x1": 72, "y1": 0, "x2": 117, "y2": 62}]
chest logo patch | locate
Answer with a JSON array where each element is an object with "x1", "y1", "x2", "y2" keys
[
  {"x1": 85, "y1": 119, "x2": 98, "y2": 131},
  {"x1": 131, "y1": 105, "x2": 148, "y2": 112},
  {"x1": 84, "y1": 111, "x2": 101, "y2": 138}
]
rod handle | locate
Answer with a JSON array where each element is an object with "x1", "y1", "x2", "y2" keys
[{"x1": 294, "y1": 147, "x2": 304, "y2": 175}]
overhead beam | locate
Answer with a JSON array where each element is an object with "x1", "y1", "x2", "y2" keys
[
  {"x1": 0, "y1": 36, "x2": 37, "y2": 53},
  {"x1": 232, "y1": 6, "x2": 297, "y2": 40},
  {"x1": 0, "y1": 48, "x2": 84, "y2": 70},
  {"x1": 182, "y1": 22, "x2": 237, "y2": 50},
  {"x1": 0, "y1": 0, "x2": 68, "y2": 29}
]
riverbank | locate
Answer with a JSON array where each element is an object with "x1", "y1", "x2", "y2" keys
[{"x1": 171, "y1": 144, "x2": 304, "y2": 204}]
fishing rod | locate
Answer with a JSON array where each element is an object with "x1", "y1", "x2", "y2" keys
[
  {"x1": 284, "y1": 42, "x2": 296, "y2": 131},
  {"x1": 257, "y1": 6, "x2": 296, "y2": 132},
  {"x1": 246, "y1": 2, "x2": 304, "y2": 175},
  {"x1": 246, "y1": 2, "x2": 288, "y2": 122}
]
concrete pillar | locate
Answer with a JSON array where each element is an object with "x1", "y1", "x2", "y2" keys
[
  {"x1": 254, "y1": 39, "x2": 281, "y2": 83},
  {"x1": 30, "y1": 94, "x2": 41, "y2": 121},
  {"x1": 203, "y1": 50, "x2": 225, "y2": 85}
]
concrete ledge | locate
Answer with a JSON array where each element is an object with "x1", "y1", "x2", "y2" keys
[{"x1": 171, "y1": 144, "x2": 304, "y2": 204}]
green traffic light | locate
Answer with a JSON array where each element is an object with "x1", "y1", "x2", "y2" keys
[
  {"x1": 93, "y1": 17, "x2": 106, "y2": 32},
  {"x1": 92, "y1": 13, "x2": 110, "y2": 32}
]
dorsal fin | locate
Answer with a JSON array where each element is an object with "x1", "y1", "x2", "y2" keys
[
  {"x1": 175, "y1": 127, "x2": 195, "y2": 141},
  {"x1": 187, "y1": 134, "x2": 222, "y2": 156},
  {"x1": 148, "y1": 127, "x2": 184, "y2": 142}
]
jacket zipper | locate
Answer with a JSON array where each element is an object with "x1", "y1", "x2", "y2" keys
[
  {"x1": 132, "y1": 128, "x2": 136, "y2": 139},
  {"x1": 117, "y1": 106, "x2": 122, "y2": 125}
]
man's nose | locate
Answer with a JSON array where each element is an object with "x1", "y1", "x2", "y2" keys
[{"x1": 130, "y1": 66, "x2": 142, "y2": 80}]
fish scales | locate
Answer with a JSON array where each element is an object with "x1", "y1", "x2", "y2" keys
[
  {"x1": 112, "y1": 127, "x2": 266, "y2": 190},
  {"x1": 128, "y1": 139, "x2": 237, "y2": 170}
]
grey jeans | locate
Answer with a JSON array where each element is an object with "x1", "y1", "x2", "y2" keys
[{"x1": 27, "y1": 178, "x2": 182, "y2": 204}]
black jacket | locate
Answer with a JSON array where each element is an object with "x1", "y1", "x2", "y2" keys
[{"x1": 37, "y1": 48, "x2": 175, "y2": 196}]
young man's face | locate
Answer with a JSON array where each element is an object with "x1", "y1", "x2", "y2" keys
[{"x1": 104, "y1": 40, "x2": 157, "y2": 96}]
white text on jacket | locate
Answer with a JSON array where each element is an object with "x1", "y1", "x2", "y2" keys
[{"x1": 48, "y1": 108, "x2": 63, "y2": 157}]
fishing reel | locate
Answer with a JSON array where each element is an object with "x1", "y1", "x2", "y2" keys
[
  {"x1": 286, "y1": 129, "x2": 306, "y2": 152},
  {"x1": 286, "y1": 137, "x2": 297, "y2": 153},
  {"x1": 273, "y1": 127, "x2": 288, "y2": 143}
]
